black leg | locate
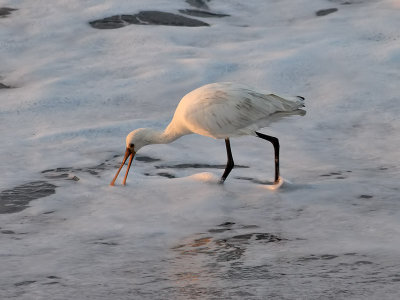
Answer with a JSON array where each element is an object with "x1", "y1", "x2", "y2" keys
[
  {"x1": 255, "y1": 131, "x2": 280, "y2": 184},
  {"x1": 220, "y1": 138, "x2": 234, "y2": 183}
]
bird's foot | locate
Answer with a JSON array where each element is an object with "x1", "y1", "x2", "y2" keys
[
  {"x1": 261, "y1": 176, "x2": 284, "y2": 190},
  {"x1": 218, "y1": 178, "x2": 226, "y2": 184}
]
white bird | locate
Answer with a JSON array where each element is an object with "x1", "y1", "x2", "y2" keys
[{"x1": 110, "y1": 82, "x2": 305, "y2": 186}]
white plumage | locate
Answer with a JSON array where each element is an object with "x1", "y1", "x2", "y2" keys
[
  {"x1": 110, "y1": 82, "x2": 305, "y2": 186},
  {"x1": 171, "y1": 82, "x2": 305, "y2": 138}
]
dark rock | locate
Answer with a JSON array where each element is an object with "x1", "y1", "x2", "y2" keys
[
  {"x1": 359, "y1": 194, "x2": 373, "y2": 199},
  {"x1": 232, "y1": 233, "x2": 253, "y2": 240},
  {"x1": 136, "y1": 11, "x2": 209, "y2": 26},
  {"x1": 316, "y1": 8, "x2": 338, "y2": 16},
  {"x1": 90, "y1": 11, "x2": 209, "y2": 29},
  {"x1": 320, "y1": 254, "x2": 338, "y2": 260},
  {"x1": 219, "y1": 221, "x2": 235, "y2": 227},
  {"x1": 89, "y1": 15, "x2": 126, "y2": 29},
  {"x1": 255, "y1": 233, "x2": 282, "y2": 242},
  {"x1": 0, "y1": 83, "x2": 11, "y2": 89},
  {"x1": 186, "y1": 0, "x2": 211, "y2": 10},
  {"x1": 0, "y1": 181, "x2": 56, "y2": 214},
  {"x1": 179, "y1": 9, "x2": 229, "y2": 18},
  {"x1": 157, "y1": 172, "x2": 176, "y2": 179},
  {"x1": 135, "y1": 155, "x2": 161, "y2": 162},
  {"x1": 208, "y1": 228, "x2": 231, "y2": 233},
  {"x1": 0, "y1": 7, "x2": 17, "y2": 18}
]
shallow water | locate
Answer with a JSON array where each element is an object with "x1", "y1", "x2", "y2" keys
[{"x1": 1, "y1": 0, "x2": 400, "y2": 298}]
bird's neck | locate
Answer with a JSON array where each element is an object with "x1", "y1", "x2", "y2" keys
[{"x1": 146, "y1": 126, "x2": 186, "y2": 145}]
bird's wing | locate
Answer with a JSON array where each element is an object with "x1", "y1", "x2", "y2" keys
[{"x1": 180, "y1": 87, "x2": 304, "y2": 138}]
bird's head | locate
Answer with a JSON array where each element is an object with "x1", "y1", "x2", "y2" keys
[
  {"x1": 125, "y1": 128, "x2": 154, "y2": 153},
  {"x1": 110, "y1": 128, "x2": 155, "y2": 186}
]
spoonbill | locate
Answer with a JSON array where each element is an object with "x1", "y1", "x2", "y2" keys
[{"x1": 110, "y1": 82, "x2": 305, "y2": 186}]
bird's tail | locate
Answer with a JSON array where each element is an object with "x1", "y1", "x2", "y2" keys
[
  {"x1": 288, "y1": 95, "x2": 305, "y2": 108},
  {"x1": 296, "y1": 96, "x2": 305, "y2": 108},
  {"x1": 269, "y1": 94, "x2": 305, "y2": 110}
]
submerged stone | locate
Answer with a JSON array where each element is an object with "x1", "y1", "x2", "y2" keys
[
  {"x1": 0, "y1": 83, "x2": 11, "y2": 89},
  {"x1": 135, "y1": 155, "x2": 161, "y2": 162},
  {"x1": 179, "y1": 9, "x2": 229, "y2": 18},
  {"x1": 0, "y1": 7, "x2": 17, "y2": 18},
  {"x1": 90, "y1": 11, "x2": 209, "y2": 29},
  {"x1": 186, "y1": 0, "x2": 211, "y2": 10},
  {"x1": 0, "y1": 181, "x2": 56, "y2": 214},
  {"x1": 316, "y1": 8, "x2": 338, "y2": 16}
]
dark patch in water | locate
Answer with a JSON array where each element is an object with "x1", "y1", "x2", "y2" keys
[
  {"x1": 1, "y1": 230, "x2": 15, "y2": 234},
  {"x1": 0, "y1": 7, "x2": 17, "y2": 18},
  {"x1": 90, "y1": 11, "x2": 209, "y2": 29},
  {"x1": 92, "y1": 238, "x2": 119, "y2": 246},
  {"x1": 0, "y1": 181, "x2": 56, "y2": 214},
  {"x1": 298, "y1": 254, "x2": 339, "y2": 262},
  {"x1": 42, "y1": 153, "x2": 161, "y2": 181},
  {"x1": 14, "y1": 280, "x2": 36, "y2": 286},
  {"x1": 157, "y1": 172, "x2": 176, "y2": 179},
  {"x1": 319, "y1": 171, "x2": 349, "y2": 180},
  {"x1": 179, "y1": 9, "x2": 229, "y2": 18},
  {"x1": 329, "y1": 0, "x2": 366, "y2": 4},
  {"x1": 135, "y1": 155, "x2": 161, "y2": 162},
  {"x1": 255, "y1": 233, "x2": 282, "y2": 241},
  {"x1": 156, "y1": 163, "x2": 248, "y2": 169},
  {"x1": 174, "y1": 222, "x2": 284, "y2": 263},
  {"x1": 0, "y1": 82, "x2": 11, "y2": 89},
  {"x1": 186, "y1": 0, "x2": 211, "y2": 10},
  {"x1": 316, "y1": 8, "x2": 338, "y2": 16},
  {"x1": 43, "y1": 281, "x2": 59, "y2": 285},
  {"x1": 219, "y1": 221, "x2": 235, "y2": 227},
  {"x1": 230, "y1": 233, "x2": 283, "y2": 242},
  {"x1": 359, "y1": 194, "x2": 373, "y2": 199},
  {"x1": 321, "y1": 172, "x2": 341, "y2": 176},
  {"x1": 234, "y1": 176, "x2": 275, "y2": 185},
  {"x1": 208, "y1": 228, "x2": 231, "y2": 233},
  {"x1": 94, "y1": 241, "x2": 119, "y2": 246},
  {"x1": 241, "y1": 224, "x2": 259, "y2": 229},
  {"x1": 41, "y1": 168, "x2": 81, "y2": 181},
  {"x1": 231, "y1": 233, "x2": 253, "y2": 240},
  {"x1": 209, "y1": 222, "x2": 236, "y2": 232},
  {"x1": 42, "y1": 164, "x2": 106, "y2": 179},
  {"x1": 354, "y1": 260, "x2": 373, "y2": 265}
]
